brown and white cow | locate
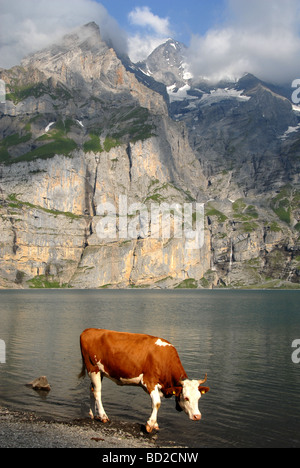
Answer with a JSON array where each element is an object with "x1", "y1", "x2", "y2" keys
[{"x1": 79, "y1": 328, "x2": 209, "y2": 433}]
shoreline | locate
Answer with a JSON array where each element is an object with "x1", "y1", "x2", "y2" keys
[
  {"x1": 0, "y1": 406, "x2": 184, "y2": 449},
  {"x1": 0, "y1": 285, "x2": 299, "y2": 291}
]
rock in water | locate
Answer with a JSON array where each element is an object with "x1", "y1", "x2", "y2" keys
[{"x1": 27, "y1": 376, "x2": 51, "y2": 392}]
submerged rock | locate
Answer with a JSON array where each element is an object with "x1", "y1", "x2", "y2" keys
[{"x1": 26, "y1": 376, "x2": 51, "y2": 392}]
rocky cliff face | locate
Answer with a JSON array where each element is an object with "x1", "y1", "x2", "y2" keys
[{"x1": 0, "y1": 24, "x2": 299, "y2": 289}]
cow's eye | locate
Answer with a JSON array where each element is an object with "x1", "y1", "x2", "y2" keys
[{"x1": 185, "y1": 397, "x2": 189, "y2": 402}]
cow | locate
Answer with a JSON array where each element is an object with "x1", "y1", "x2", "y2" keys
[{"x1": 78, "y1": 328, "x2": 209, "y2": 433}]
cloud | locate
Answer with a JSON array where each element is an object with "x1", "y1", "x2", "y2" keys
[
  {"x1": 128, "y1": 6, "x2": 171, "y2": 36},
  {"x1": 186, "y1": 0, "x2": 300, "y2": 84},
  {"x1": 127, "y1": 35, "x2": 170, "y2": 63},
  {"x1": 127, "y1": 6, "x2": 172, "y2": 62},
  {"x1": 0, "y1": 0, "x2": 128, "y2": 69}
]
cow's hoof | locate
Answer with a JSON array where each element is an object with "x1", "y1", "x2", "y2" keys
[
  {"x1": 145, "y1": 423, "x2": 153, "y2": 433},
  {"x1": 94, "y1": 416, "x2": 109, "y2": 423},
  {"x1": 145, "y1": 423, "x2": 159, "y2": 433}
]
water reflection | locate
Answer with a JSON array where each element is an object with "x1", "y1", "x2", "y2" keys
[{"x1": 0, "y1": 289, "x2": 299, "y2": 447}]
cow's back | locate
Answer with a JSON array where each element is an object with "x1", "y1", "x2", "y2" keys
[
  {"x1": 80, "y1": 328, "x2": 159, "y2": 378},
  {"x1": 79, "y1": 328, "x2": 185, "y2": 387}
]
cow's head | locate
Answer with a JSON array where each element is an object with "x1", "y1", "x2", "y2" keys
[{"x1": 175, "y1": 374, "x2": 209, "y2": 421}]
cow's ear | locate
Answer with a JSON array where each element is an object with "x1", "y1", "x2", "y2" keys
[
  {"x1": 199, "y1": 386, "x2": 210, "y2": 395},
  {"x1": 164, "y1": 386, "x2": 182, "y2": 398},
  {"x1": 173, "y1": 386, "x2": 183, "y2": 397}
]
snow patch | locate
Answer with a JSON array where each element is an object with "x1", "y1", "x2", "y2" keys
[
  {"x1": 200, "y1": 88, "x2": 250, "y2": 106},
  {"x1": 76, "y1": 119, "x2": 84, "y2": 128},
  {"x1": 167, "y1": 84, "x2": 198, "y2": 103},
  {"x1": 138, "y1": 66, "x2": 153, "y2": 77},
  {"x1": 45, "y1": 122, "x2": 55, "y2": 132},
  {"x1": 167, "y1": 85, "x2": 250, "y2": 106},
  {"x1": 279, "y1": 123, "x2": 300, "y2": 140}
]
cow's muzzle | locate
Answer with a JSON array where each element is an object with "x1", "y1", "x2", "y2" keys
[{"x1": 192, "y1": 414, "x2": 201, "y2": 421}]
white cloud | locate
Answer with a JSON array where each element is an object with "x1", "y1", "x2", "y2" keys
[
  {"x1": 186, "y1": 0, "x2": 300, "y2": 84},
  {"x1": 128, "y1": 34, "x2": 169, "y2": 63},
  {"x1": 128, "y1": 6, "x2": 171, "y2": 37},
  {"x1": 127, "y1": 6, "x2": 172, "y2": 62},
  {"x1": 0, "y1": 0, "x2": 128, "y2": 69}
]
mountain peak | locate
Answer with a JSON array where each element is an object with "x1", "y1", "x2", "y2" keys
[
  {"x1": 163, "y1": 38, "x2": 185, "y2": 49},
  {"x1": 82, "y1": 21, "x2": 100, "y2": 32},
  {"x1": 21, "y1": 21, "x2": 105, "y2": 70},
  {"x1": 148, "y1": 38, "x2": 186, "y2": 57},
  {"x1": 59, "y1": 21, "x2": 102, "y2": 49},
  {"x1": 72, "y1": 21, "x2": 102, "y2": 42},
  {"x1": 137, "y1": 38, "x2": 189, "y2": 87}
]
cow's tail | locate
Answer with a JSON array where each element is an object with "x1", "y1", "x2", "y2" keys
[
  {"x1": 78, "y1": 336, "x2": 86, "y2": 379},
  {"x1": 78, "y1": 355, "x2": 86, "y2": 379}
]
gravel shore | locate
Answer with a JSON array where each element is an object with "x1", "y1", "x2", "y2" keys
[{"x1": 0, "y1": 406, "x2": 181, "y2": 449}]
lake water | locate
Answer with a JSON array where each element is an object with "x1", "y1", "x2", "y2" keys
[{"x1": 0, "y1": 289, "x2": 299, "y2": 448}]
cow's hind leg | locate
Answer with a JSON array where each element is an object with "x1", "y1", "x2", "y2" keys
[
  {"x1": 89, "y1": 372, "x2": 109, "y2": 423},
  {"x1": 146, "y1": 385, "x2": 161, "y2": 433}
]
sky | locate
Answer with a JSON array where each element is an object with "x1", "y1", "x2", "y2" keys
[{"x1": 0, "y1": 0, "x2": 300, "y2": 84}]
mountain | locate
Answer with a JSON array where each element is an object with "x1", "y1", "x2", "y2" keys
[
  {"x1": 0, "y1": 24, "x2": 299, "y2": 289},
  {"x1": 136, "y1": 39, "x2": 190, "y2": 88},
  {"x1": 0, "y1": 24, "x2": 208, "y2": 289},
  {"x1": 138, "y1": 39, "x2": 300, "y2": 193}
]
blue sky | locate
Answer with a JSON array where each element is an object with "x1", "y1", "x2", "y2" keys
[{"x1": 97, "y1": 0, "x2": 227, "y2": 44}]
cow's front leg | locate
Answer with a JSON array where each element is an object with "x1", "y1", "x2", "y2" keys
[
  {"x1": 89, "y1": 372, "x2": 109, "y2": 423},
  {"x1": 146, "y1": 385, "x2": 161, "y2": 433}
]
